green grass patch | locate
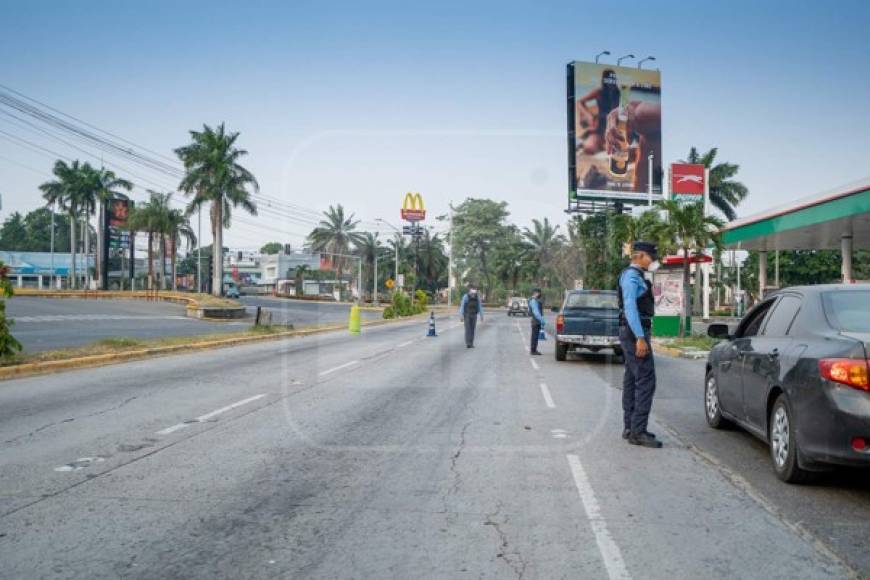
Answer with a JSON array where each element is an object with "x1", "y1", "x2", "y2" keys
[{"x1": 662, "y1": 335, "x2": 720, "y2": 351}]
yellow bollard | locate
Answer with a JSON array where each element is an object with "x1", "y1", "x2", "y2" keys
[{"x1": 348, "y1": 304, "x2": 361, "y2": 334}]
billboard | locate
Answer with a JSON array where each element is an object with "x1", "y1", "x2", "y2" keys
[
  {"x1": 400, "y1": 192, "x2": 426, "y2": 222},
  {"x1": 567, "y1": 62, "x2": 662, "y2": 202},
  {"x1": 670, "y1": 163, "x2": 705, "y2": 203},
  {"x1": 107, "y1": 198, "x2": 131, "y2": 249}
]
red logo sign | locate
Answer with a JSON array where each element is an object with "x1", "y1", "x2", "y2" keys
[{"x1": 671, "y1": 164, "x2": 705, "y2": 196}]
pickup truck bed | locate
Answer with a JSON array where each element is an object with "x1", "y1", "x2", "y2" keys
[{"x1": 555, "y1": 290, "x2": 621, "y2": 361}]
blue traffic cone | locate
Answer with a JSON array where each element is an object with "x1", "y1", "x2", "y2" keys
[
  {"x1": 538, "y1": 328, "x2": 546, "y2": 341},
  {"x1": 427, "y1": 311, "x2": 437, "y2": 337}
]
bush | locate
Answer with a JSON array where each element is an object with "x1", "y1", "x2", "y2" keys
[
  {"x1": 413, "y1": 289, "x2": 429, "y2": 314},
  {"x1": 0, "y1": 262, "x2": 21, "y2": 358},
  {"x1": 383, "y1": 305, "x2": 396, "y2": 319}
]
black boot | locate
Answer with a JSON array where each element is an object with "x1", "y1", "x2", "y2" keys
[{"x1": 628, "y1": 431, "x2": 662, "y2": 448}]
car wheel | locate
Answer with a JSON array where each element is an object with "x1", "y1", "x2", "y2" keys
[
  {"x1": 769, "y1": 394, "x2": 814, "y2": 484},
  {"x1": 612, "y1": 348, "x2": 624, "y2": 363},
  {"x1": 704, "y1": 372, "x2": 731, "y2": 429},
  {"x1": 555, "y1": 341, "x2": 568, "y2": 361}
]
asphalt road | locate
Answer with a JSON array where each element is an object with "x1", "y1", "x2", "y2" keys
[
  {"x1": 239, "y1": 295, "x2": 384, "y2": 327},
  {"x1": 0, "y1": 314, "x2": 865, "y2": 579},
  {"x1": 7, "y1": 297, "x2": 250, "y2": 353}
]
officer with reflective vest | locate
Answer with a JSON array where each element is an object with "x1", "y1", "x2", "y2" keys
[
  {"x1": 618, "y1": 241, "x2": 662, "y2": 448},
  {"x1": 459, "y1": 285, "x2": 484, "y2": 348}
]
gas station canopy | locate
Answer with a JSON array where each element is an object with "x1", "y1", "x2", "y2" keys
[{"x1": 721, "y1": 177, "x2": 870, "y2": 251}]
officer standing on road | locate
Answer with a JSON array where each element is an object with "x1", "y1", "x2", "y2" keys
[
  {"x1": 528, "y1": 288, "x2": 546, "y2": 355},
  {"x1": 459, "y1": 285, "x2": 484, "y2": 348},
  {"x1": 618, "y1": 241, "x2": 662, "y2": 448}
]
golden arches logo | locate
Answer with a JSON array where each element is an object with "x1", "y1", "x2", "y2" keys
[{"x1": 400, "y1": 192, "x2": 426, "y2": 221}]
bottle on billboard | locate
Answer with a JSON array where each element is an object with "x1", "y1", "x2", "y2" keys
[{"x1": 609, "y1": 84, "x2": 631, "y2": 177}]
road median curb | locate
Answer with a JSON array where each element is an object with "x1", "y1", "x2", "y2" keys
[{"x1": 0, "y1": 310, "x2": 435, "y2": 381}]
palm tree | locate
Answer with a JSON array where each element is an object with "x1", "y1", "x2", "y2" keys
[
  {"x1": 85, "y1": 166, "x2": 132, "y2": 288},
  {"x1": 416, "y1": 229, "x2": 448, "y2": 292},
  {"x1": 684, "y1": 147, "x2": 749, "y2": 221},
  {"x1": 610, "y1": 209, "x2": 670, "y2": 255},
  {"x1": 658, "y1": 200, "x2": 724, "y2": 336},
  {"x1": 522, "y1": 218, "x2": 565, "y2": 282},
  {"x1": 307, "y1": 204, "x2": 365, "y2": 298},
  {"x1": 39, "y1": 160, "x2": 87, "y2": 288},
  {"x1": 355, "y1": 232, "x2": 381, "y2": 301},
  {"x1": 128, "y1": 191, "x2": 166, "y2": 289},
  {"x1": 163, "y1": 204, "x2": 196, "y2": 291},
  {"x1": 293, "y1": 264, "x2": 310, "y2": 297},
  {"x1": 175, "y1": 123, "x2": 259, "y2": 296}
]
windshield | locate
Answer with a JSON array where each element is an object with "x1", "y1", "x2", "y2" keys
[
  {"x1": 564, "y1": 292, "x2": 618, "y2": 309},
  {"x1": 823, "y1": 291, "x2": 870, "y2": 332}
]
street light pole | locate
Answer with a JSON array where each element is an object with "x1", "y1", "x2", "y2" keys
[
  {"x1": 595, "y1": 50, "x2": 611, "y2": 64},
  {"x1": 197, "y1": 207, "x2": 201, "y2": 293},
  {"x1": 375, "y1": 218, "x2": 401, "y2": 284},
  {"x1": 617, "y1": 54, "x2": 635, "y2": 67},
  {"x1": 50, "y1": 202, "x2": 55, "y2": 289},
  {"x1": 637, "y1": 56, "x2": 656, "y2": 69}
]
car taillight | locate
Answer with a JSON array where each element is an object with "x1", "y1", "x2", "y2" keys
[
  {"x1": 819, "y1": 359, "x2": 870, "y2": 391},
  {"x1": 556, "y1": 314, "x2": 564, "y2": 334}
]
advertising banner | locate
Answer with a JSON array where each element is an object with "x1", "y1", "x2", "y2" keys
[
  {"x1": 567, "y1": 62, "x2": 662, "y2": 201},
  {"x1": 671, "y1": 163, "x2": 705, "y2": 202},
  {"x1": 653, "y1": 271, "x2": 683, "y2": 316},
  {"x1": 107, "y1": 198, "x2": 131, "y2": 249}
]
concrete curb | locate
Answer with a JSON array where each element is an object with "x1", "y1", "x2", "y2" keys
[
  {"x1": 0, "y1": 311, "x2": 435, "y2": 381},
  {"x1": 653, "y1": 341, "x2": 711, "y2": 360},
  {"x1": 13, "y1": 289, "x2": 246, "y2": 320}
]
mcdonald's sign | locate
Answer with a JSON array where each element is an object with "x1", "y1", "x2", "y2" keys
[{"x1": 401, "y1": 192, "x2": 426, "y2": 222}]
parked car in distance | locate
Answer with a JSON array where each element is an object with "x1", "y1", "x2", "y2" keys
[
  {"x1": 554, "y1": 290, "x2": 621, "y2": 361},
  {"x1": 704, "y1": 285, "x2": 870, "y2": 483},
  {"x1": 507, "y1": 297, "x2": 529, "y2": 317},
  {"x1": 225, "y1": 284, "x2": 240, "y2": 299}
]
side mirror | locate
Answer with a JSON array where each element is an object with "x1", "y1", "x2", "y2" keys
[{"x1": 707, "y1": 323, "x2": 731, "y2": 340}]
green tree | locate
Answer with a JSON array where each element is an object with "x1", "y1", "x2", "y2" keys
[
  {"x1": 355, "y1": 232, "x2": 382, "y2": 300},
  {"x1": 0, "y1": 213, "x2": 28, "y2": 251},
  {"x1": 307, "y1": 204, "x2": 365, "y2": 298},
  {"x1": 292, "y1": 264, "x2": 310, "y2": 297},
  {"x1": 658, "y1": 200, "x2": 724, "y2": 336},
  {"x1": 0, "y1": 261, "x2": 21, "y2": 357},
  {"x1": 39, "y1": 160, "x2": 90, "y2": 288},
  {"x1": 128, "y1": 192, "x2": 168, "y2": 288},
  {"x1": 22, "y1": 208, "x2": 71, "y2": 252},
  {"x1": 163, "y1": 202, "x2": 197, "y2": 291},
  {"x1": 684, "y1": 147, "x2": 749, "y2": 221},
  {"x1": 522, "y1": 217, "x2": 565, "y2": 281},
  {"x1": 451, "y1": 198, "x2": 511, "y2": 297},
  {"x1": 260, "y1": 242, "x2": 283, "y2": 255},
  {"x1": 577, "y1": 213, "x2": 624, "y2": 290},
  {"x1": 176, "y1": 123, "x2": 259, "y2": 296},
  {"x1": 416, "y1": 228, "x2": 448, "y2": 293},
  {"x1": 492, "y1": 226, "x2": 530, "y2": 293}
]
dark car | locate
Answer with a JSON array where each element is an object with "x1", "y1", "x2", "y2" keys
[
  {"x1": 554, "y1": 290, "x2": 621, "y2": 361},
  {"x1": 704, "y1": 285, "x2": 870, "y2": 483}
]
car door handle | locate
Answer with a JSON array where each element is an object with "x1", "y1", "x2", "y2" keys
[{"x1": 768, "y1": 349, "x2": 779, "y2": 360}]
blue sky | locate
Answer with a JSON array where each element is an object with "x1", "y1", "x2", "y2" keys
[{"x1": 1, "y1": 0, "x2": 869, "y2": 249}]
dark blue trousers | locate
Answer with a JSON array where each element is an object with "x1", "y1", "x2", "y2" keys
[
  {"x1": 530, "y1": 322, "x2": 541, "y2": 353},
  {"x1": 618, "y1": 326, "x2": 657, "y2": 434}
]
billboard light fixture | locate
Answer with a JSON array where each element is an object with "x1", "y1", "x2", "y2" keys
[
  {"x1": 638, "y1": 56, "x2": 656, "y2": 69},
  {"x1": 617, "y1": 54, "x2": 635, "y2": 66},
  {"x1": 594, "y1": 50, "x2": 610, "y2": 64}
]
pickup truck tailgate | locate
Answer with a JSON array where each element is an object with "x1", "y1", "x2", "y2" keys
[{"x1": 562, "y1": 309, "x2": 619, "y2": 336}]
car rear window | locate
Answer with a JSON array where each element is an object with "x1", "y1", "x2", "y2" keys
[
  {"x1": 822, "y1": 291, "x2": 870, "y2": 332},
  {"x1": 565, "y1": 292, "x2": 618, "y2": 309}
]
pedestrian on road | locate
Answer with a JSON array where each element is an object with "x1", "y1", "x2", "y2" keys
[
  {"x1": 528, "y1": 288, "x2": 546, "y2": 355},
  {"x1": 618, "y1": 241, "x2": 662, "y2": 449},
  {"x1": 459, "y1": 285, "x2": 484, "y2": 348}
]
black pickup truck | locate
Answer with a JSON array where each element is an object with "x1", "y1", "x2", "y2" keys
[{"x1": 554, "y1": 290, "x2": 622, "y2": 361}]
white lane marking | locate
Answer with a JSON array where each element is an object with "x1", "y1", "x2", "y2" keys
[
  {"x1": 539, "y1": 382, "x2": 555, "y2": 408},
  {"x1": 54, "y1": 456, "x2": 106, "y2": 472},
  {"x1": 567, "y1": 454, "x2": 631, "y2": 580},
  {"x1": 318, "y1": 360, "x2": 359, "y2": 377},
  {"x1": 396, "y1": 340, "x2": 415, "y2": 349},
  {"x1": 195, "y1": 394, "x2": 266, "y2": 422},
  {"x1": 156, "y1": 394, "x2": 266, "y2": 435},
  {"x1": 530, "y1": 358, "x2": 540, "y2": 371},
  {"x1": 15, "y1": 314, "x2": 190, "y2": 323},
  {"x1": 551, "y1": 429, "x2": 568, "y2": 439}
]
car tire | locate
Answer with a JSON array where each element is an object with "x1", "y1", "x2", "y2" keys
[
  {"x1": 704, "y1": 372, "x2": 731, "y2": 430},
  {"x1": 555, "y1": 341, "x2": 568, "y2": 361},
  {"x1": 769, "y1": 394, "x2": 814, "y2": 484},
  {"x1": 612, "y1": 348, "x2": 623, "y2": 363}
]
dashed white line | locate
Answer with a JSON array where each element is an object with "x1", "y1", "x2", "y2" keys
[
  {"x1": 318, "y1": 360, "x2": 359, "y2": 377},
  {"x1": 396, "y1": 340, "x2": 415, "y2": 349},
  {"x1": 530, "y1": 358, "x2": 540, "y2": 371},
  {"x1": 539, "y1": 382, "x2": 555, "y2": 408},
  {"x1": 156, "y1": 394, "x2": 267, "y2": 435},
  {"x1": 567, "y1": 454, "x2": 631, "y2": 580}
]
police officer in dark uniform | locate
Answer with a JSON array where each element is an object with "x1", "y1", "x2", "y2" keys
[
  {"x1": 618, "y1": 241, "x2": 662, "y2": 448},
  {"x1": 459, "y1": 285, "x2": 484, "y2": 348}
]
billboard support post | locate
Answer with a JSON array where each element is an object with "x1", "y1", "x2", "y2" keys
[{"x1": 647, "y1": 153, "x2": 654, "y2": 207}]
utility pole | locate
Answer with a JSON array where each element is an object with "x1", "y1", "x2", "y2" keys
[
  {"x1": 447, "y1": 203, "x2": 454, "y2": 307},
  {"x1": 197, "y1": 207, "x2": 202, "y2": 293},
  {"x1": 50, "y1": 202, "x2": 55, "y2": 289}
]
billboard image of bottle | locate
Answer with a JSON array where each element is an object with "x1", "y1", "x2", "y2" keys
[{"x1": 567, "y1": 62, "x2": 662, "y2": 201}]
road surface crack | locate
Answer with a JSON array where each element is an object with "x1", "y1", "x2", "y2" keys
[
  {"x1": 484, "y1": 501, "x2": 527, "y2": 580},
  {"x1": 449, "y1": 420, "x2": 472, "y2": 496}
]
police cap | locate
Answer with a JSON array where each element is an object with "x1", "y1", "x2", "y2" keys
[{"x1": 632, "y1": 241, "x2": 658, "y2": 259}]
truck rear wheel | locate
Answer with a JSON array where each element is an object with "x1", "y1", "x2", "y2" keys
[{"x1": 555, "y1": 341, "x2": 568, "y2": 361}]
